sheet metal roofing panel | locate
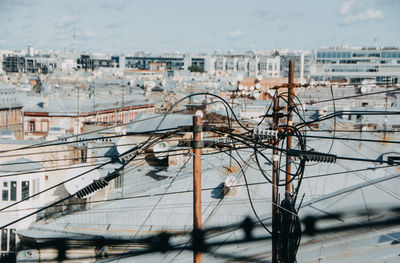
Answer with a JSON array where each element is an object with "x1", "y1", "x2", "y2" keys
[
  {"x1": 27, "y1": 168, "x2": 400, "y2": 263},
  {"x1": 17, "y1": 130, "x2": 400, "y2": 261},
  {"x1": 21, "y1": 151, "x2": 265, "y2": 233},
  {"x1": 126, "y1": 113, "x2": 193, "y2": 134},
  {"x1": 0, "y1": 157, "x2": 43, "y2": 173}
]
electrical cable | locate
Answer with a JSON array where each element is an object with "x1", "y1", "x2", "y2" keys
[
  {"x1": 0, "y1": 121, "x2": 182, "y2": 214},
  {"x1": 296, "y1": 110, "x2": 400, "y2": 130},
  {"x1": 0, "y1": 147, "x2": 188, "y2": 170},
  {"x1": 213, "y1": 128, "x2": 305, "y2": 184},
  {"x1": 0, "y1": 148, "x2": 191, "y2": 178},
  {"x1": 115, "y1": 153, "x2": 192, "y2": 263},
  {"x1": 4, "y1": 87, "x2": 259, "y2": 225},
  {"x1": 220, "y1": 151, "x2": 272, "y2": 234},
  {"x1": 0, "y1": 108, "x2": 188, "y2": 155},
  {"x1": 6, "y1": 86, "x2": 400, "y2": 262},
  {"x1": 327, "y1": 84, "x2": 337, "y2": 153},
  {"x1": 0, "y1": 132, "x2": 175, "y2": 229},
  {"x1": 300, "y1": 134, "x2": 400, "y2": 144},
  {"x1": 306, "y1": 87, "x2": 400, "y2": 105}
]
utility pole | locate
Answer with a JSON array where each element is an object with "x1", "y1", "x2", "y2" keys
[
  {"x1": 76, "y1": 84, "x2": 80, "y2": 141},
  {"x1": 285, "y1": 61, "x2": 295, "y2": 196},
  {"x1": 272, "y1": 93, "x2": 280, "y2": 263},
  {"x1": 192, "y1": 115, "x2": 202, "y2": 263}
]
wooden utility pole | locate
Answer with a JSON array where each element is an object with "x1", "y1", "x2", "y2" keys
[
  {"x1": 285, "y1": 61, "x2": 295, "y2": 196},
  {"x1": 76, "y1": 85, "x2": 80, "y2": 141},
  {"x1": 272, "y1": 94, "x2": 280, "y2": 263},
  {"x1": 192, "y1": 115, "x2": 202, "y2": 263}
]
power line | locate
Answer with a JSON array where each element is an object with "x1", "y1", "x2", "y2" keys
[
  {"x1": 0, "y1": 134, "x2": 166, "y2": 229},
  {"x1": 306, "y1": 129, "x2": 400, "y2": 133},
  {"x1": 305, "y1": 87, "x2": 400, "y2": 105},
  {"x1": 0, "y1": 90, "x2": 244, "y2": 226},
  {"x1": 0, "y1": 123, "x2": 182, "y2": 217},
  {"x1": 0, "y1": 108, "x2": 189, "y2": 155},
  {"x1": 0, "y1": 147, "x2": 189, "y2": 169},
  {"x1": 302, "y1": 134, "x2": 400, "y2": 144}
]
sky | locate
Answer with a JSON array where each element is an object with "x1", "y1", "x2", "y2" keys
[{"x1": 0, "y1": 0, "x2": 399, "y2": 54}]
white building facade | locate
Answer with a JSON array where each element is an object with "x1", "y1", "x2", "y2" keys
[{"x1": 311, "y1": 47, "x2": 400, "y2": 84}]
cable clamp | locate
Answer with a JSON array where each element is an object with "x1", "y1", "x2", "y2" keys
[
  {"x1": 191, "y1": 141, "x2": 204, "y2": 149},
  {"x1": 192, "y1": 125, "x2": 203, "y2": 133}
]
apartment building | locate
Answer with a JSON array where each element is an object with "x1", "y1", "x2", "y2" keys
[
  {"x1": 2, "y1": 55, "x2": 56, "y2": 74},
  {"x1": 0, "y1": 86, "x2": 23, "y2": 139},
  {"x1": 311, "y1": 47, "x2": 400, "y2": 84}
]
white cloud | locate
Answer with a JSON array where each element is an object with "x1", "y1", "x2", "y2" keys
[
  {"x1": 228, "y1": 30, "x2": 244, "y2": 39},
  {"x1": 339, "y1": 0, "x2": 356, "y2": 15},
  {"x1": 338, "y1": 0, "x2": 384, "y2": 26},
  {"x1": 341, "y1": 9, "x2": 384, "y2": 25}
]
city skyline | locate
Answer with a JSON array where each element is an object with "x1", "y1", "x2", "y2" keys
[{"x1": 0, "y1": 0, "x2": 399, "y2": 53}]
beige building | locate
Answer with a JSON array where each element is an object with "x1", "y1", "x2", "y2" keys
[
  {"x1": 0, "y1": 137, "x2": 123, "y2": 259},
  {"x1": 0, "y1": 106, "x2": 23, "y2": 139},
  {"x1": 0, "y1": 86, "x2": 24, "y2": 140},
  {"x1": 24, "y1": 103, "x2": 155, "y2": 140}
]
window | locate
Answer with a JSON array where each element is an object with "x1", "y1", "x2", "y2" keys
[
  {"x1": 114, "y1": 172, "x2": 124, "y2": 189},
  {"x1": 10, "y1": 182, "x2": 16, "y2": 201},
  {"x1": 21, "y1": 181, "x2": 29, "y2": 200},
  {"x1": 9, "y1": 229, "x2": 15, "y2": 252},
  {"x1": 2, "y1": 189, "x2": 8, "y2": 201},
  {"x1": 28, "y1": 121, "x2": 35, "y2": 132},
  {"x1": 1, "y1": 229, "x2": 7, "y2": 251}
]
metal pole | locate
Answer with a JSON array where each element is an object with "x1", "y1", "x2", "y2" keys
[
  {"x1": 192, "y1": 115, "x2": 202, "y2": 263},
  {"x1": 76, "y1": 85, "x2": 80, "y2": 141},
  {"x1": 272, "y1": 94, "x2": 280, "y2": 263},
  {"x1": 285, "y1": 61, "x2": 295, "y2": 196}
]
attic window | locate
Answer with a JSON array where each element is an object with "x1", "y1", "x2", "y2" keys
[{"x1": 28, "y1": 121, "x2": 35, "y2": 132}]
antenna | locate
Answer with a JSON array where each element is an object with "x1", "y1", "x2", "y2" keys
[{"x1": 72, "y1": 26, "x2": 76, "y2": 53}]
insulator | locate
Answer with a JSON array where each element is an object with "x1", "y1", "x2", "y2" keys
[
  {"x1": 253, "y1": 127, "x2": 277, "y2": 140},
  {"x1": 76, "y1": 178, "x2": 109, "y2": 198},
  {"x1": 300, "y1": 152, "x2": 336, "y2": 163}
]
